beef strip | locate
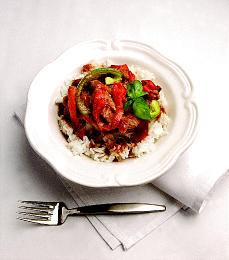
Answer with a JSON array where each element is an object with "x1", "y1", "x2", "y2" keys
[
  {"x1": 103, "y1": 134, "x2": 115, "y2": 149},
  {"x1": 120, "y1": 69, "x2": 129, "y2": 79},
  {"x1": 124, "y1": 114, "x2": 140, "y2": 129},
  {"x1": 104, "y1": 85, "x2": 113, "y2": 94},
  {"x1": 71, "y1": 78, "x2": 81, "y2": 87},
  {"x1": 90, "y1": 79, "x2": 104, "y2": 90},
  {"x1": 59, "y1": 95, "x2": 70, "y2": 118},
  {"x1": 102, "y1": 132, "x2": 133, "y2": 152},
  {"x1": 58, "y1": 96, "x2": 71, "y2": 126},
  {"x1": 142, "y1": 80, "x2": 162, "y2": 100},
  {"x1": 90, "y1": 80, "x2": 116, "y2": 111},
  {"x1": 118, "y1": 114, "x2": 140, "y2": 133},
  {"x1": 101, "y1": 106, "x2": 114, "y2": 123},
  {"x1": 80, "y1": 91, "x2": 92, "y2": 109}
]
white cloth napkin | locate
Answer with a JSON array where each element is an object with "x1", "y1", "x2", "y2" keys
[{"x1": 15, "y1": 103, "x2": 229, "y2": 250}]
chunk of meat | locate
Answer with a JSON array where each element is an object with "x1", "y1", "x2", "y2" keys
[
  {"x1": 110, "y1": 64, "x2": 129, "y2": 79},
  {"x1": 90, "y1": 79, "x2": 104, "y2": 90},
  {"x1": 61, "y1": 96, "x2": 70, "y2": 117},
  {"x1": 103, "y1": 134, "x2": 115, "y2": 149},
  {"x1": 110, "y1": 64, "x2": 135, "y2": 82},
  {"x1": 118, "y1": 114, "x2": 140, "y2": 133},
  {"x1": 105, "y1": 93, "x2": 116, "y2": 111},
  {"x1": 101, "y1": 106, "x2": 114, "y2": 123},
  {"x1": 104, "y1": 85, "x2": 113, "y2": 94},
  {"x1": 63, "y1": 95, "x2": 68, "y2": 106},
  {"x1": 125, "y1": 115, "x2": 140, "y2": 129},
  {"x1": 141, "y1": 80, "x2": 161, "y2": 100},
  {"x1": 71, "y1": 78, "x2": 81, "y2": 86},
  {"x1": 91, "y1": 80, "x2": 116, "y2": 111},
  {"x1": 81, "y1": 64, "x2": 94, "y2": 73},
  {"x1": 80, "y1": 91, "x2": 92, "y2": 109},
  {"x1": 75, "y1": 125, "x2": 85, "y2": 139},
  {"x1": 121, "y1": 69, "x2": 129, "y2": 79}
]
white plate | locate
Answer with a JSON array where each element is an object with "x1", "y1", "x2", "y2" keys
[{"x1": 25, "y1": 40, "x2": 198, "y2": 187}]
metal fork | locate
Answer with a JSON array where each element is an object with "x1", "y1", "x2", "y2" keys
[{"x1": 17, "y1": 201, "x2": 166, "y2": 225}]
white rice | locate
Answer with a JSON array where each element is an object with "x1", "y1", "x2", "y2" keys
[{"x1": 56, "y1": 63, "x2": 169, "y2": 162}]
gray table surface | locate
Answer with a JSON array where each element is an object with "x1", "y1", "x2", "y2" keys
[{"x1": 1, "y1": 0, "x2": 229, "y2": 259}]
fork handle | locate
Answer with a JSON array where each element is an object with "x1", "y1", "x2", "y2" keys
[{"x1": 68, "y1": 203, "x2": 166, "y2": 215}]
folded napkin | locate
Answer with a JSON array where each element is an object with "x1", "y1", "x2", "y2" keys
[{"x1": 15, "y1": 103, "x2": 229, "y2": 250}]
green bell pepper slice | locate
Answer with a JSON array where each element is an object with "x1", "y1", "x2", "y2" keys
[{"x1": 76, "y1": 68, "x2": 122, "y2": 115}]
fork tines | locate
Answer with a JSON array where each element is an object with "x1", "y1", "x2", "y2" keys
[{"x1": 17, "y1": 200, "x2": 56, "y2": 224}]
